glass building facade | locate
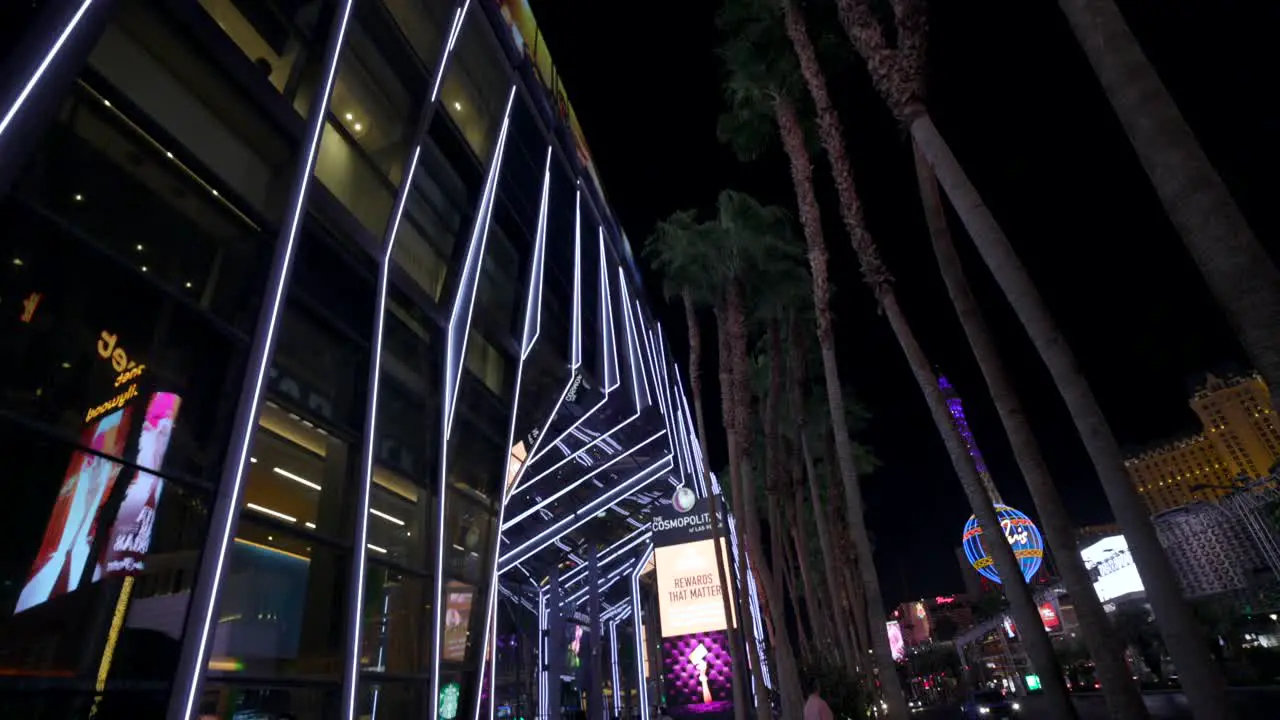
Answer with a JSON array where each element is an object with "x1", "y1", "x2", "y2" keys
[{"x1": 0, "y1": 2, "x2": 705, "y2": 719}]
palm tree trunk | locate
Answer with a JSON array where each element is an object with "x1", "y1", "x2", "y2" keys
[
  {"x1": 1057, "y1": 0, "x2": 1280, "y2": 416},
  {"x1": 717, "y1": 306, "x2": 772, "y2": 720},
  {"x1": 727, "y1": 283, "x2": 806, "y2": 720},
  {"x1": 773, "y1": 92, "x2": 906, "y2": 718},
  {"x1": 783, "y1": 7, "x2": 1075, "y2": 714},
  {"x1": 774, "y1": 502, "x2": 812, "y2": 662},
  {"x1": 683, "y1": 290, "x2": 749, "y2": 720},
  {"x1": 914, "y1": 144, "x2": 1149, "y2": 718},
  {"x1": 909, "y1": 111, "x2": 1231, "y2": 718},
  {"x1": 786, "y1": 317, "x2": 856, "y2": 672},
  {"x1": 879, "y1": 294, "x2": 1077, "y2": 720}
]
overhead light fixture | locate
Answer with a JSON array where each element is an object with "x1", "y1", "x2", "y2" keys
[
  {"x1": 185, "y1": 281, "x2": 193, "y2": 289},
  {"x1": 250, "y1": 457, "x2": 258, "y2": 464},
  {"x1": 61, "y1": 362, "x2": 71, "y2": 369},
  {"x1": 140, "y1": 266, "x2": 148, "y2": 272},
  {"x1": 211, "y1": 189, "x2": 219, "y2": 196},
  {"x1": 305, "y1": 522, "x2": 317, "y2": 529},
  {"x1": 353, "y1": 122, "x2": 363, "y2": 132},
  {"x1": 367, "y1": 543, "x2": 388, "y2": 554},
  {"x1": 12, "y1": 258, "x2": 22, "y2": 266},
  {"x1": 246, "y1": 503, "x2": 296, "y2": 523},
  {"x1": 370, "y1": 508, "x2": 405, "y2": 526},
  {"x1": 273, "y1": 466, "x2": 322, "y2": 491},
  {"x1": 103, "y1": 99, "x2": 111, "y2": 107},
  {"x1": 73, "y1": 194, "x2": 83, "y2": 202},
  {"x1": 166, "y1": 151, "x2": 174, "y2": 159},
  {"x1": 454, "y1": 101, "x2": 462, "y2": 111},
  {"x1": 136, "y1": 244, "x2": 143, "y2": 251}
]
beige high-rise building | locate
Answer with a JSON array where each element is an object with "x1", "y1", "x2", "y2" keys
[{"x1": 1126, "y1": 374, "x2": 1280, "y2": 514}]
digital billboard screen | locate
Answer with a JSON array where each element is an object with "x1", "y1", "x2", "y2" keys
[
  {"x1": 886, "y1": 620, "x2": 905, "y2": 662},
  {"x1": 1081, "y1": 534, "x2": 1145, "y2": 603}
]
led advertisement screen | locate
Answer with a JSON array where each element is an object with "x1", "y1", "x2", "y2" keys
[
  {"x1": 661, "y1": 630, "x2": 734, "y2": 720},
  {"x1": 655, "y1": 539, "x2": 735, "y2": 638},
  {"x1": 15, "y1": 406, "x2": 133, "y2": 614},
  {"x1": 886, "y1": 620, "x2": 905, "y2": 662},
  {"x1": 565, "y1": 622, "x2": 586, "y2": 671},
  {"x1": 1039, "y1": 601, "x2": 1061, "y2": 632},
  {"x1": 443, "y1": 582, "x2": 476, "y2": 662},
  {"x1": 1081, "y1": 535, "x2": 1145, "y2": 603}
]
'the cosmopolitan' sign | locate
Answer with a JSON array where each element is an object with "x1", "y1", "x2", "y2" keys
[{"x1": 652, "y1": 490, "x2": 714, "y2": 547}]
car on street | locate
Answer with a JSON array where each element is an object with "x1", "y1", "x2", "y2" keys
[{"x1": 959, "y1": 689, "x2": 1021, "y2": 718}]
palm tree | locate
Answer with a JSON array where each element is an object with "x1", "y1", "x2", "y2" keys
[
  {"x1": 645, "y1": 211, "x2": 749, "y2": 720},
  {"x1": 832, "y1": 2, "x2": 1231, "y2": 715},
  {"x1": 1056, "y1": 0, "x2": 1280, "y2": 416},
  {"x1": 716, "y1": 189, "x2": 808, "y2": 720},
  {"x1": 716, "y1": 2, "x2": 908, "y2": 712},
  {"x1": 913, "y1": 145, "x2": 1148, "y2": 717},
  {"x1": 767, "y1": 2, "x2": 1074, "y2": 716}
]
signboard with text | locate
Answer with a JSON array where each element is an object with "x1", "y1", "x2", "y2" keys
[{"x1": 653, "y1": 489, "x2": 735, "y2": 638}]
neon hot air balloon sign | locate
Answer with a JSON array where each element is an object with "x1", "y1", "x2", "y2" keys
[{"x1": 962, "y1": 505, "x2": 1045, "y2": 584}]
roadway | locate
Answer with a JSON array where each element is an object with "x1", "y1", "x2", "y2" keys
[{"x1": 913, "y1": 687, "x2": 1280, "y2": 718}]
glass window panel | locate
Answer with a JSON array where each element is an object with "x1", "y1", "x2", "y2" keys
[
  {"x1": 360, "y1": 679, "x2": 424, "y2": 719},
  {"x1": 436, "y1": 7, "x2": 511, "y2": 159},
  {"x1": 359, "y1": 566, "x2": 432, "y2": 675},
  {"x1": 93, "y1": 2, "x2": 297, "y2": 220},
  {"x1": 200, "y1": 681, "x2": 341, "y2": 720},
  {"x1": 245, "y1": 408, "x2": 352, "y2": 540},
  {"x1": 196, "y1": 0, "x2": 321, "y2": 96},
  {"x1": 446, "y1": 494, "x2": 491, "y2": 585},
  {"x1": 381, "y1": 0, "x2": 452, "y2": 67},
  {"x1": 209, "y1": 520, "x2": 351, "y2": 678}
]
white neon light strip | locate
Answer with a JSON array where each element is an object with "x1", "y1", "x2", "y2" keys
[
  {"x1": 272, "y1": 466, "x2": 322, "y2": 491},
  {"x1": 471, "y1": 146, "x2": 554, "y2": 720},
  {"x1": 498, "y1": 456, "x2": 672, "y2": 572},
  {"x1": 178, "y1": 4, "x2": 355, "y2": 717},
  {"x1": 571, "y1": 189, "x2": 583, "y2": 369},
  {"x1": 564, "y1": 562, "x2": 633, "y2": 605},
  {"x1": 599, "y1": 228, "x2": 620, "y2": 394},
  {"x1": 431, "y1": 84, "x2": 518, "y2": 720},
  {"x1": 559, "y1": 526, "x2": 651, "y2": 585},
  {"x1": 0, "y1": 0, "x2": 96, "y2": 138},
  {"x1": 609, "y1": 617, "x2": 621, "y2": 714},
  {"x1": 430, "y1": 0, "x2": 472, "y2": 102},
  {"x1": 510, "y1": 409, "x2": 643, "y2": 503},
  {"x1": 246, "y1": 503, "x2": 296, "y2": 523},
  {"x1": 502, "y1": 429, "x2": 666, "y2": 530},
  {"x1": 631, "y1": 543, "x2": 655, "y2": 720},
  {"x1": 616, "y1": 268, "x2": 643, "y2": 410},
  {"x1": 369, "y1": 508, "x2": 405, "y2": 526}
]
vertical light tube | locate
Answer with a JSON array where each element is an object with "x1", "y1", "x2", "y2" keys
[
  {"x1": 431, "y1": 84, "x2": 519, "y2": 720},
  {"x1": 630, "y1": 544, "x2": 654, "y2": 720},
  {"x1": 167, "y1": 2, "x2": 356, "y2": 717},
  {"x1": 344, "y1": 5, "x2": 472, "y2": 717},
  {"x1": 609, "y1": 618, "x2": 622, "y2": 718}
]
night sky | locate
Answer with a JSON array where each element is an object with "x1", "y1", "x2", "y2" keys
[{"x1": 528, "y1": 0, "x2": 1279, "y2": 606}]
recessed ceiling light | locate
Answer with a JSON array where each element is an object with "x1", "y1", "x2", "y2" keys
[
  {"x1": 345, "y1": 112, "x2": 353, "y2": 120},
  {"x1": 454, "y1": 101, "x2": 462, "y2": 111},
  {"x1": 61, "y1": 362, "x2": 71, "y2": 369},
  {"x1": 166, "y1": 151, "x2": 174, "y2": 159},
  {"x1": 250, "y1": 457, "x2": 258, "y2": 463},
  {"x1": 73, "y1": 194, "x2": 83, "y2": 202},
  {"x1": 136, "y1": 244, "x2": 143, "y2": 251},
  {"x1": 211, "y1": 189, "x2": 219, "y2": 196},
  {"x1": 12, "y1": 258, "x2": 22, "y2": 266},
  {"x1": 353, "y1": 122, "x2": 363, "y2": 132},
  {"x1": 103, "y1": 100, "x2": 111, "y2": 107},
  {"x1": 185, "y1": 281, "x2": 193, "y2": 288},
  {"x1": 140, "y1": 265, "x2": 148, "y2": 272}
]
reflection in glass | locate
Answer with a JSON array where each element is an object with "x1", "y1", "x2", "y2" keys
[{"x1": 360, "y1": 565, "x2": 431, "y2": 674}]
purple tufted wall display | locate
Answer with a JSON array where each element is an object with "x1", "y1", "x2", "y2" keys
[{"x1": 660, "y1": 630, "x2": 734, "y2": 720}]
